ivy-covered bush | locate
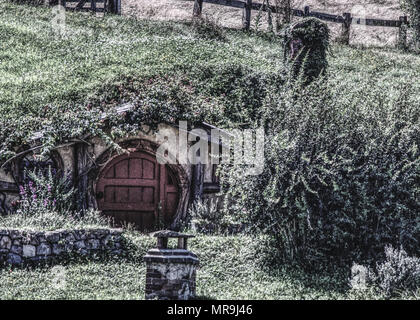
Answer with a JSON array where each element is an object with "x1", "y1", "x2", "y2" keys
[
  {"x1": 283, "y1": 18, "x2": 330, "y2": 83},
  {"x1": 220, "y1": 77, "x2": 420, "y2": 266}
]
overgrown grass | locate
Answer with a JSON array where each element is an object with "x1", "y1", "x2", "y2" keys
[
  {"x1": 0, "y1": 1, "x2": 282, "y2": 112},
  {"x1": 0, "y1": 232, "x2": 408, "y2": 300},
  {"x1": 0, "y1": 210, "x2": 111, "y2": 231},
  {"x1": 1, "y1": 1, "x2": 419, "y2": 124}
]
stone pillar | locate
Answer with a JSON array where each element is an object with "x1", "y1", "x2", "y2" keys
[{"x1": 144, "y1": 231, "x2": 198, "y2": 300}]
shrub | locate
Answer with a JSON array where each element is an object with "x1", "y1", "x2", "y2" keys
[
  {"x1": 17, "y1": 167, "x2": 75, "y2": 217},
  {"x1": 188, "y1": 199, "x2": 244, "y2": 235},
  {"x1": 188, "y1": 63, "x2": 284, "y2": 128},
  {"x1": 0, "y1": 167, "x2": 111, "y2": 231},
  {"x1": 371, "y1": 246, "x2": 420, "y2": 297},
  {"x1": 220, "y1": 76, "x2": 420, "y2": 266}
]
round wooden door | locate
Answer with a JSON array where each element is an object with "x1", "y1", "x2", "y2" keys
[{"x1": 96, "y1": 151, "x2": 179, "y2": 231}]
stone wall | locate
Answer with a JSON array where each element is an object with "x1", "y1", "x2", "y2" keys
[{"x1": 0, "y1": 228, "x2": 124, "y2": 266}]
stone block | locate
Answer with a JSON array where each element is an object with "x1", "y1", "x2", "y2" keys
[
  {"x1": 0, "y1": 236, "x2": 12, "y2": 250},
  {"x1": 45, "y1": 231, "x2": 60, "y2": 243},
  {"x1": 37, "y1": 243, "x2": 51, "y2": 256},
  {"x1": 87, "y1": 239, "x2": 100, "y2": 250},
  {"x1": 75, "y1": 240, "x2": 86, "y2": 250},
  {"x1": 11, "y1": 245, "x2": 22, "y2": 255},
  {"x1": 52, "y1": 243, "x2": 65, "y2": 255},
  {"x1": 23, "y1": 245, "x2": 36, "y2": 257},
  {"x1": 7, "y1": 253, "x2": 22, "y2": 265}
]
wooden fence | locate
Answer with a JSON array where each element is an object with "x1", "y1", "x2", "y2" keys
[
  {"x1": 192, "y1": 0, "x2": 410, "y2": 48},
  {"x1": 53, "y1": 0, "x2": 121, "y2": 14}
]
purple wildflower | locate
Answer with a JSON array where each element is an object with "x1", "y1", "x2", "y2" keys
[{"x1": 19, "y1": 185, "x2": 26, "y2": 196}]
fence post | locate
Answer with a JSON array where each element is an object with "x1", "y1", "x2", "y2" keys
[
  {"x1": 91, "y1": 0, "x2": 96, "y2": 14},
  {"x1": 398, "y1": 16, "x2": 408, "y2": 50},
  {"x1": 243, "y1": 0, "x2": 252, "y2": 30},
  {"x1": 193, "y1": 0, "x2": 204, "y2": 17},
  {"x1": 340, "y1": 12, "x2": 352, "y2": 45},
  {"x1": 109, "y1": 0, "x2": 121, "y2": 14},
  {"x1": 117, "y1": 0, "x2": 121, "y2": 15}
]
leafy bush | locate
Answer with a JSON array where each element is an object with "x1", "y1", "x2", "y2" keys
[
  {"x1": 188, "y1": 63, "x2": 284, "y2": 128},
  {"x1": 220, "y1": 76, "x2": 420, "y2": 266},
  {"x1": 371, "y1": 246, "x2": 420, "y2": 297},
  {"x1": 17, "y1": 168, "x2": 75, "y2": 217},
  {"x1": 0, "y1": 168, "x2": 110, "y2": 231},
  {"x1": 188, "y1": 199, "x2": 244, "y2": 235}
]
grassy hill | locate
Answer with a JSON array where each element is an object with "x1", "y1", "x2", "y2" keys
[
  {"x1": 0, "y1": 1, "x2": 419, "y2": 300},
  {"x1": 0, "y1": 1, "x2": 282, "y2": 119},
  {"x1": 1, "y1": 0, "x2": 419, "y2": 128}
]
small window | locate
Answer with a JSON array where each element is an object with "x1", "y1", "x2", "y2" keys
[{"x1": 18, "y1": 152, "x2": 61, "y2": 184}]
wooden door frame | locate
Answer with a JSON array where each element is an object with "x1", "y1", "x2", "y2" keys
[{"x1": 90, "y1": 139, "x2": 190, "y2": 230}]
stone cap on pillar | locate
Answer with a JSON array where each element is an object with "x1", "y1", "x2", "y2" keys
[{"x1": 152, "y1": 230, "x2": 195, "y2": 250}]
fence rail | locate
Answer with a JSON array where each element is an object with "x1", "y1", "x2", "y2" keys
[
  {"x1": 53, "y1": 0, "x2": 121, "y2": 14},
  {"x1": 191, "y1": 0, "x2": 410, "y2": 48}
]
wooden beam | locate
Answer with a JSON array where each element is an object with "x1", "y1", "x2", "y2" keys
[
  {"x1": 91, "y1": 0, "x2": 96, "y2": 13},
  {"x1": 193, "y1": 0, "x2": 204, "y2": 16},
  {"x1": 201, "y1": 0, "x2": 244, "y2": 10},
  {"x1": 242, "y1": 0, "x2": 252, "y2": 30},
  {"x1": 398, "y1": 16, "x2": 408, "y2": 50},
  {"x1": 0, "y1": 181, "x2": 18, "y2": 192},
  {"x1": 75, "y1": 0, "x2": 88, "y2": 10},
  {"x1": 341, "y1": 12, "x2": 352, "y2": 45},
  {"x1": 186, "y1": 0, "x2": 405, "y2": 27}
]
